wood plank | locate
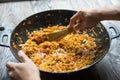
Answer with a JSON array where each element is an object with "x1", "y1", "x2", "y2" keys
[{"x1": 0, "y1": 0, "x2": 120, "y2": 80}]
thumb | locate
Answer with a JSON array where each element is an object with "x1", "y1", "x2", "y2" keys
[{"x1": 18, "y1": 50, "x2": 30, "y2": 62}]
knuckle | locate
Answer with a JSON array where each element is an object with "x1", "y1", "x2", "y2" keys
[
  {"x1": 70, "y1": 17, "x2": 74, "y2": 22},
  {"x1": 78, "y1": 11, "x2": 83, "y2": 15},
  {"x1": 78, "y1": 11, "x2": 85, "y2": 17},
  {"x1": 8, "y1": 71, "x2": 13, "y2": 77}
]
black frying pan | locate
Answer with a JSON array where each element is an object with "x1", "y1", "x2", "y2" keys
[{"x1": 0, "y1": 10, "x2": 120, "y2": 80}]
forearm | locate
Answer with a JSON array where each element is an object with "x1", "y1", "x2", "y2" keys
[
  {"x1": 92, "y1": 6, "x2": 120, "y2": 21},
  {"x1": 68, "y1": 6, "x2": 120, "y2": 30}
]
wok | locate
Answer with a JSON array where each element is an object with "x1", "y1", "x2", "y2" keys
[{"x1": 0, "y1": 10, "x2": 120, "y2": 80}]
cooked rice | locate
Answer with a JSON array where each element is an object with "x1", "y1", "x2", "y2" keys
[{"x1": 20, "y1": 25, "x2": 97, "y2": 72}]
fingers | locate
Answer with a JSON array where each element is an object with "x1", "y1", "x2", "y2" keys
[
  {"x1": 6, "y1": 62, "x2": 18, "y2": 70},
  {"x1": 69, "y1": 11, "x2": 85, "y2": 29},
  {"x1": 69, "y1": 12, "x2": 79, "y2": 28},
  {"x1": 74, "y1": 22, "x2": 86, "y2": 30},
  {"x1": 18, "y1": 50, "x2": 30, "y2": 62},
  {"x1": 7, "y1": 68, "x2": 16, "y2": 80},
  {"x1": 8, "y1": 71, "x2": 14, "y2": 77},
  {"x1": 6, "y1": 62, "x2": 18, "y2": 80}
]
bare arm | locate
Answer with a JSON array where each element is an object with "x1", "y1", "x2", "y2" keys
[
  {"x1": 69, "y1": 6, "x2": 120, "y2": 30},
  {"x1": 95, "y1": 6, "x2": 120, "y2": 20}
]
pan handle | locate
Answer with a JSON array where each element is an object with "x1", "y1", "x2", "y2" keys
[
  {"x1": 106, "y1": 24, "x2": 120, "y2": 39},
  {"x1": 0, "y1": 27, "x2": 11, "y2": 47}
]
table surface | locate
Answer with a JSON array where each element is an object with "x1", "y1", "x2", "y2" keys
[{"x1": 0, "y1": 0, "x2": 120, "y2": 80}]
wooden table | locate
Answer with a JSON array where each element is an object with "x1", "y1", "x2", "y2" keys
[{"x1": 0, "y1": 0, "x2": 120, "y2": 80}]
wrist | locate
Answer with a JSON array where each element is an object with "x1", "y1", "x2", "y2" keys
[{"x1": 87, "y1": 9, "x2": 103, "y2": 23}]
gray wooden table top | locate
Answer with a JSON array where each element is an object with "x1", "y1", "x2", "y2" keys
[{"x1": 0, "y1": 0, "x2": 120, "y2": 80}]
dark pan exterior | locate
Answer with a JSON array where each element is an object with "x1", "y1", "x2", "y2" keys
[{"x1": 2, "y1": 10, "x2": 118, "y2": 80}]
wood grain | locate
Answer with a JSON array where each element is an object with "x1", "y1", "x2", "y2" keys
[{"x1": 0, "y1": 0, "x2": 120, "y2": 80}]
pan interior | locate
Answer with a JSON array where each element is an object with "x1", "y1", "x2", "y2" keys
[{"x1": 10, "y1": 10, "x2": 110, "y2": 71}]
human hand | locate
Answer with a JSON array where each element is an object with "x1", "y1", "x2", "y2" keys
[
  {"x1": 6, "y1": 50, "x2": 41, "y2": 80},
  {"x1": 68, "y1": 10, "x2": 101, "y2": 30}
]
